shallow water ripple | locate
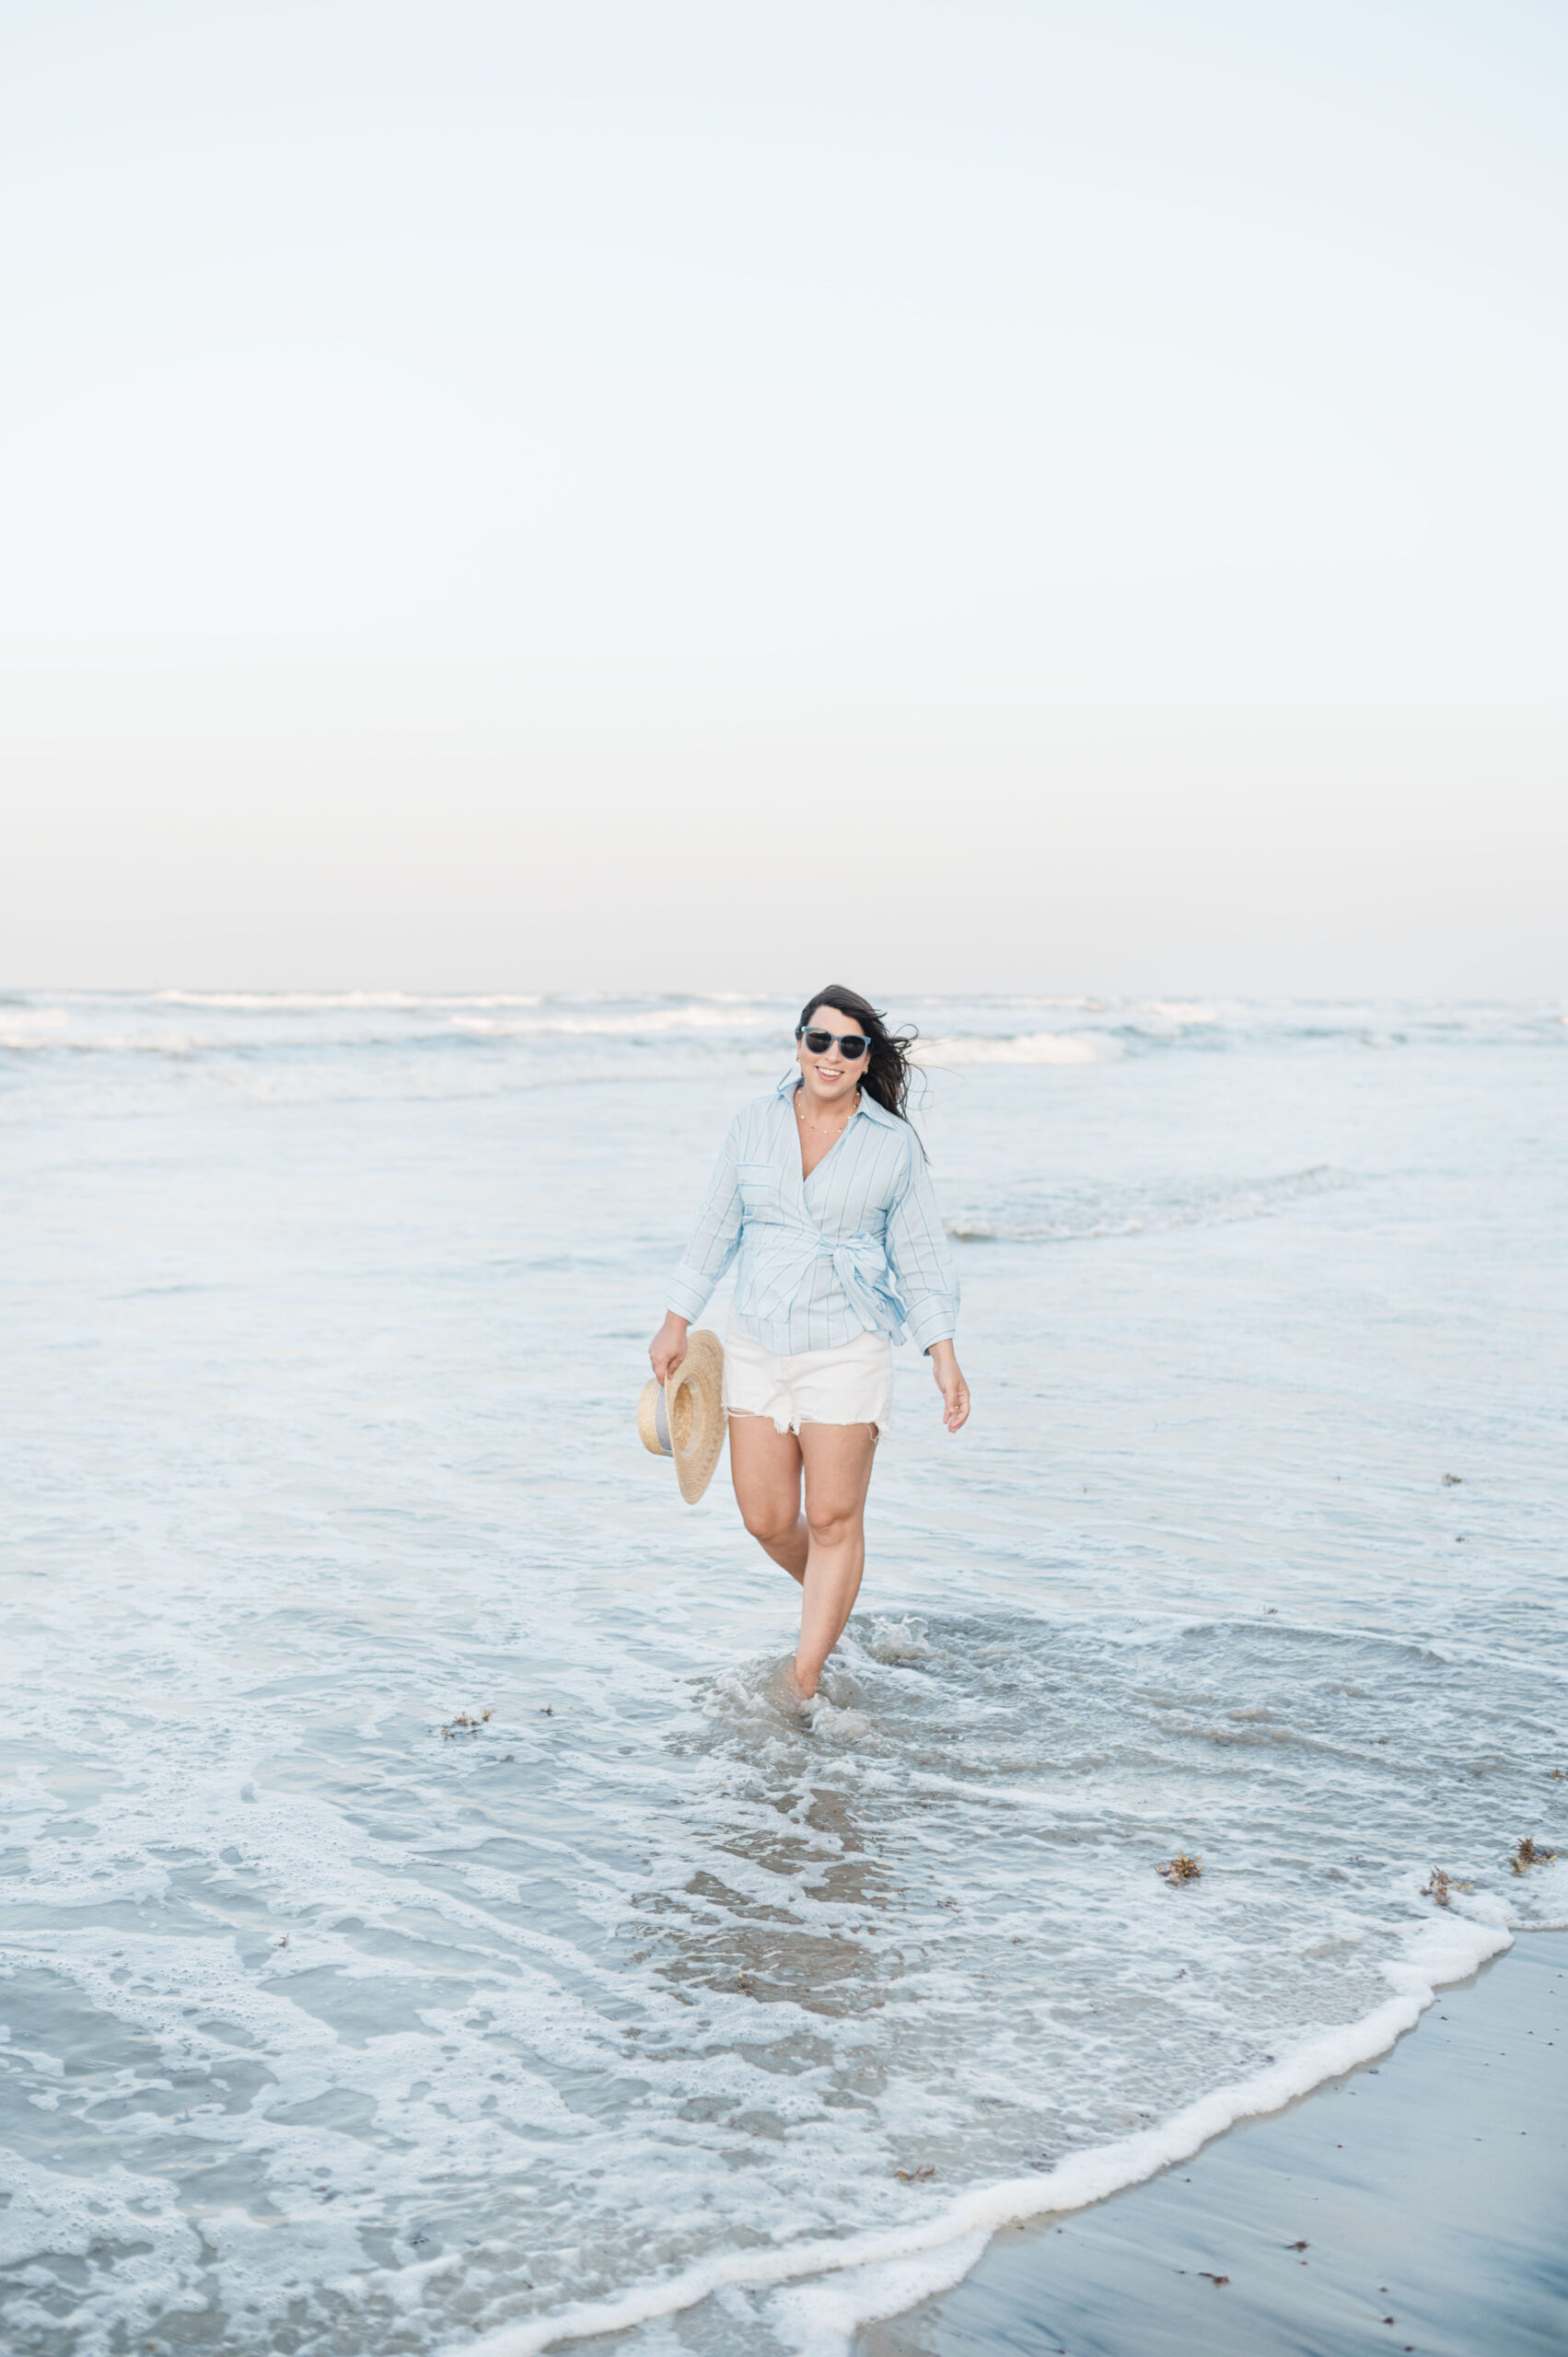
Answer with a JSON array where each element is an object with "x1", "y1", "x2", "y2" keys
[{"x1": 2, "y1": 994, "x2": 1565, "y2": 2355}]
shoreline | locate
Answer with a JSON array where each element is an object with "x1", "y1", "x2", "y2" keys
[
  {"x1": 858, "y1": 1930, "x2": 1568, "y2": 2357},
  {"x1": 464, "y1": 1915, "x2": 1557, "y2": 2357}
]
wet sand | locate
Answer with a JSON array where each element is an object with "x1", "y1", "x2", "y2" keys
[{"x1": 860, "y1": 1931, "x2": 1568, "y2": 2357}]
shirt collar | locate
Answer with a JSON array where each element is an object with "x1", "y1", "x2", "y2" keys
[{"x1": 776, "y1": 1075, "x2": 900, "y2": 1130}]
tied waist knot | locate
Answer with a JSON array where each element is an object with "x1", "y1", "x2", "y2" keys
[{"x1": 744, "y1": 1227, "x2": 907, "y2": 1342}]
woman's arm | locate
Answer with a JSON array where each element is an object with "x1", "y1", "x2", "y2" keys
[
  {"x1": 649, "y1": 1124, "x2": 744, "y2": 1381},
  {"x1": 649, "y1": 1311, "x2": 690, "y2": 1385},
  {"x1": 927, "y1": 1337, "x2": 970, "y2": 1432},
  {"x1": 883, "y1": 1143, "x2": 961, "y2": 1354},
  {"x1": 884, "y1": 1140, "x2": 969, "y2": 1431}
]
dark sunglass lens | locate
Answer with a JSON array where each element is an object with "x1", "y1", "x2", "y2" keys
[{"x1": 801, "y1": 1028, "x2": 870, "y2": 1057}]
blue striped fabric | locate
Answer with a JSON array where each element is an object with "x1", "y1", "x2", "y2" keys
[{"x1": 666, "y1": 1081, "x2": 959, "y2": 1353}]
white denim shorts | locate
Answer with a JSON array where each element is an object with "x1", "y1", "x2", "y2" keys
[{"x1": 723, "y1": 1318, "x2": 893, "y2": 1435}]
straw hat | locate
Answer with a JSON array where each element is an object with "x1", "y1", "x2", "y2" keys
[{"x1": 638, "y1": 1329, "x2": 726, "y2": 1504}]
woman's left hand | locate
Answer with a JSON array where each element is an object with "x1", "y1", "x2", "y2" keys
[{"x1": 928, "y1": 1341, "x2": 970, "y2": 1433}]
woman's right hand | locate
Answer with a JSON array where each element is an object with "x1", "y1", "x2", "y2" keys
[{"x1": 648, "y1": 1313, "x2": 691, "y2": 1386}]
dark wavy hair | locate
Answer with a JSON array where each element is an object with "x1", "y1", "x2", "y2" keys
[{"x1": 796, "y1": 984, "x2": 922, "y2": 1130}]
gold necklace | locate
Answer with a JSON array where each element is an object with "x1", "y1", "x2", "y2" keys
[{"x1": 796, "y1": 1091, "x2": 856, "y2": 1137}]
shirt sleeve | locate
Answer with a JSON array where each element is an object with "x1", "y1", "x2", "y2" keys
[
  {"x1": 666, "y1": 1120, "x2": 745, "y2": 1323},
  {"x1": 884, "y1": 1139, "x2": 959, "y2": 1352}
]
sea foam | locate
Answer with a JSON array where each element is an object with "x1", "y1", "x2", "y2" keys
[
  {"x1": 458, "y1": 1915, "x2": 1510, "y2": 2357},
  {"x1": 3, "y1": 990, "x2": 1564, "y2": 2357}
]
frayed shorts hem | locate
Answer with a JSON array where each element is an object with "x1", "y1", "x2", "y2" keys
[
  {"x1": 722, "y1": 1318, "x2": 893, "y2": 1434},
  {"x1": 727, "y1": 1408, "x2": 882, "y2": 1440}
]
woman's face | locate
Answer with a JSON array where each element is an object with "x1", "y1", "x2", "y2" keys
[{"x1": 796, "y1": 1004, "x2": 869, "y2": 1106}]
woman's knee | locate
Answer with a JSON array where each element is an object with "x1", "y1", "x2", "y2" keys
[
  {"x1": 740, "y1": 1496, "x2": 799, "y2": 1545},
  {"x1": 805, "y1": 1502, "x2": 860, "y2": 1550}
]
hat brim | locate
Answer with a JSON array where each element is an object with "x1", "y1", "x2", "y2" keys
[{"x1": 661, "y1": 1329, "x2": 726, "y2": 1503}]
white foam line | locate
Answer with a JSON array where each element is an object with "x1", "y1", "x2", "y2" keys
[
  {"x1": 910, "y1": 1031, "x2": 1112, "y2": 1067},
  {"x1": 454, "y1": 1915, "x2": 1511, "y2": 2357}
]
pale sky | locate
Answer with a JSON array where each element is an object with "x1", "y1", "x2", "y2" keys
[{"x1": 3, "y1": 0, "x2": 1564, "y2": 995}]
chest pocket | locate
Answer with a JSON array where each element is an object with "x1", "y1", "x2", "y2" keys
[{"x1": 736, "y1": 1160, "x2": 786, "y2": 1218}]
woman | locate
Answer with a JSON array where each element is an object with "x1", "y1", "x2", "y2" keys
[{"x1": 648, "y1": 986, "x2": 969, "y2": 1701}]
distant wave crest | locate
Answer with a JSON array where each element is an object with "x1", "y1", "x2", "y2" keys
[
  {"x1": 912, "y1": 1031, "x2": 1115, "y2": 1068},
  {"x1": 947, "y1": 1165, "x2": 1348, "y2": 1242}
]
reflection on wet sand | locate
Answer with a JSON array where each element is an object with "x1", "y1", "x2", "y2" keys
[{"x1": 637, "y1": 1730, "x2": 907, "y2": 2017}]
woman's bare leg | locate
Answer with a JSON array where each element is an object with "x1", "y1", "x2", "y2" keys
[
  {"x1": 728, "y1": 1414, "x2": 808, "y2": 1582},
  {"x1": 795, "y1": 1422, "x2": 878, "y2": 1697}
]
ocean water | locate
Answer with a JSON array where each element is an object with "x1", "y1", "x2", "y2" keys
[{"x1": 2, "y1": 990, "x2": 1565, "y2": 2357}]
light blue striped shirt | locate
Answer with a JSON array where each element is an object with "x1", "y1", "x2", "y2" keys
[{"x1": 667, "y1": 1081, "x2": 959, "y2": 1354}]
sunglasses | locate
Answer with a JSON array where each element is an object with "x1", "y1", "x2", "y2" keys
[{"x1": 796, "y1": 1026, "x2": 871, "y2": 1060}]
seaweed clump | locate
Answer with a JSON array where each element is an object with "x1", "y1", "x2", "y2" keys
[
  {"x1": 440, "y1": 1708, "x2": 494, "y2": 1739},
  {"x1": 1510, "y1": 1836, "x2": 1558, "y2": 1875},
  {"x1": 1156, "y1": 1852, "x2": 1202, "y2": 1885},
  {"x1": 1422, "y1": 1866, "x2": 1476, "y2": 1906}
]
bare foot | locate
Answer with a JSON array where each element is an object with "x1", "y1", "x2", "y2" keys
[{"x1": 767, "y1": 1658, "x2": 813, "y2": 1716}]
